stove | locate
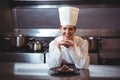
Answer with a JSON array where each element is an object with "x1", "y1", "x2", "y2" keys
[
  {"x1": 1, "y1": 45, "x2": 45, "y2": 53},
  {"x1": 0, "y1": 45, "x2": 47, "y2": 63}
]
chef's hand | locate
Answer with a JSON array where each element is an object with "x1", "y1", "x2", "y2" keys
[{"x1": 57, "y1": 40, "x2": 74, "y2": 50}]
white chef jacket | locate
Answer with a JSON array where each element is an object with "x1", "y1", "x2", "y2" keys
[{"x1": 47, "y1": 36, "x2": 90, "y2": 69}]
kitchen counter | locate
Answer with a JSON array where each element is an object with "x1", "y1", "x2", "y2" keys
[
  {"x1": 0, "y1": 52, "x2": 45, "y2": 63},
  {"x1": 0, "y1": 63, "x2": 120, "y2": 80},
  {"x1": 0, "y1": 48, "x2": 48, "y2": 63},
  {"x1": 0, "y1": 52, "x2": 99, "y2": 64}
]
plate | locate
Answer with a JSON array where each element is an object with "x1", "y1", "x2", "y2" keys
[{"x1": 50, "y1": 66, "x2": 80, "y2": 73}]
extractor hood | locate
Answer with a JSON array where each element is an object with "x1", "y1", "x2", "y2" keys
[{"x1": 12, "y1": 0, "x2": 120, "y2": 5}]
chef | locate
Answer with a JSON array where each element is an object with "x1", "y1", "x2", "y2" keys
[{"x1": 47, "y1": 6, "x2": 90, "y2": 69}]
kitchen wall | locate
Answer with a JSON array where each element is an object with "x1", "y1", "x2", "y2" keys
[{"x1": 12, "y1": 5, "x2": 120, "y2": 29}]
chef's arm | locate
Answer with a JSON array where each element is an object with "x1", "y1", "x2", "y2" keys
[
  {"x1": 70, "y1": 40, "x2": 90, "y2": 69},
  {"x1": 47, "y1": 40, "x2": 63, "y2": 68}
]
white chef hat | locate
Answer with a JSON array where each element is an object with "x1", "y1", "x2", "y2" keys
[{"x1": 58, "y1": 6, "x2": 79, "y2": 26}]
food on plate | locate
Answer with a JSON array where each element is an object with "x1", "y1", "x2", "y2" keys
[{"x1": 57, "y1": 65, "x2": 74, "y2": 72}]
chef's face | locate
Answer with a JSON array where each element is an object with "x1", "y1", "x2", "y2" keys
[{"x1": 60, "y1": 25, "x2": 76, "y2": 40}]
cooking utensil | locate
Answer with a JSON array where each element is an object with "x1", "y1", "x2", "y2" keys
[
  {"x1": 11, "y1": 34, "x2": 26, "y2": 47},
  {"x1": 87, "y1": 36, "x2": 101, "y2": 53},
  {"x1": 5, "y1": 34, "x2": 26, "y2": 48},
  {"x1": 27, "y1": 41, "x2": 42, "y2": 51}
]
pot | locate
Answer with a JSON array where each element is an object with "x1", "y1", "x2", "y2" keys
[
  {"x1": 11, "y1": 34, "x2": 26, "y2": 47},
  {"x1": 5, "y1": 34, "x2": 26, "y2": 48},
  {"x1": 27, "y1": 41, "x2": 42, "y2": 51},
  {"x1": 87, "y1": 36, "x2": 101, "y2": 53}
]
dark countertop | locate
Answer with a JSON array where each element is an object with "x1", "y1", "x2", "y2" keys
[{"x1": 0, "y1": 63, "x2": 120, "y2": 80}]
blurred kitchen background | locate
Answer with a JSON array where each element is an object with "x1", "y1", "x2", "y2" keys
[{"x1": 0, "y1": 0, "x2": 120, "y2": 66}]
